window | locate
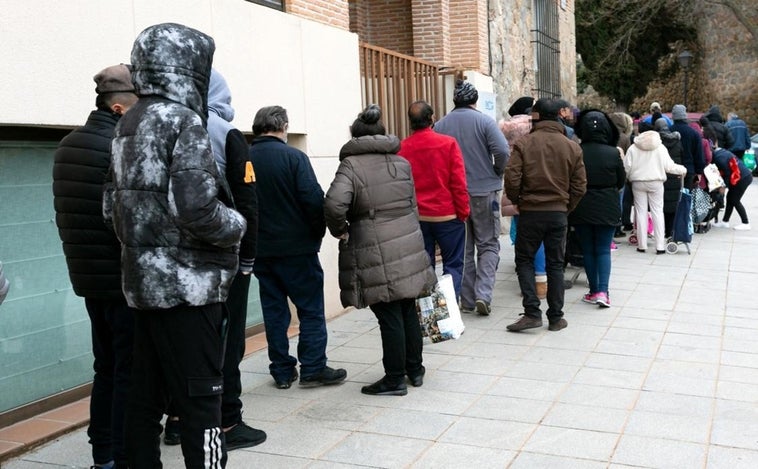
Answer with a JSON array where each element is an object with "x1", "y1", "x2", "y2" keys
[
  {"x1": 532, "y1": 0, "x2": 561, "y2": 98},
  {"x1": 246, "y1": 0, "x2": 284, "y2": 11}
]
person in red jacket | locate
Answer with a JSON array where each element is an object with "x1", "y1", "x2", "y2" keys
[{"x1": 399, "y1": 101, "x2": 470, "y2": 297}]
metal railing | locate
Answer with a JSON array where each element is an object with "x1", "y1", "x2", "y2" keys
[{"x1": 359, "y1": 42, "x2": 449, "y2": 140}]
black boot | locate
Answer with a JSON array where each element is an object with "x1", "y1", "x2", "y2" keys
[{"x1": 361, "y1": 376, "x2": 407, "y2": 396}]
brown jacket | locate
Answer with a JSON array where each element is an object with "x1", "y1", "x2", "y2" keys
[
  {"x1": 504, "y1": 120, "x2": 587, "y2": 213},
  {"x1": 324, "y1": 135, "x2": 436, "y2": 309}
]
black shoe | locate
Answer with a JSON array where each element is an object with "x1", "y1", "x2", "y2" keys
[
  {"x1": 224, "y1": 421, "x2": 267, "y2": 451},
  {"x1": 407, "y1": 366, "x2": 425, "y2": 387},
  {"x1": 548, "y1": 318, "x2": 568, "y2": 331},
  {"x1": 274, "y1": 369, "x2": 298, "y2": 389},
  {"x1": 636, "y1": 248, "x2": 646, "y2": 253},
  {"x1": 361, "y1": 376, "x2": 408, "y2": 396},
  {"x1": 656, "y1": 250, "x2": 666, "y2": 255},
  {"x1": 163, "y1": 418, "x2": 181, "y2": 446},
  {"x1": 299, "y1": 366, "x2": 347, "y2": 388},
  {"x1": 613, "y1": 228, "x2": 625, "y2": 238},
  {"x1": 475, "y1": 299, "x2": 491, "y2": 315},
  {"x1": 506, "y1": 315, "x2": 543, "y2": 332}
]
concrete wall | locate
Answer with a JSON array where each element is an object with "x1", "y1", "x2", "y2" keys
[{"x1": 0, "y1": 0, "x2": 363, "y2": 317}]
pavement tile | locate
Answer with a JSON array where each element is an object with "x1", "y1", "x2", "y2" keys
[
  {"x1": 411, "y1": 443, "x2": 516, "y2": 468},
  {"x1": 522, "y1": 426, "x2": 619, "y2": 461},
  {"x1": 711, "y1": 400, "x2": 758, "y2": 450},
  {"x1": 719, "y1": 365, "x2": 758, "y2": 384},
  {"x1": 623, "y1": 410, "x2": 711, "y2": 443},
  {"x1": 320, "y1": 432, "x2": 431, "y2": 468},
  {"x1": 464, "y1": 395, "x2": 553, "y2": 423},
  {"x1": 541, "y1": 402, "x2": 629, "y2": 433},
  {"x1": 706, "y1": 445, "x2": 758, "y2": 469},
  {"x1": 558, "y1": 383, "x2": 640, "y2": 410},
  {"x1": 438, "y1": 417, "x2": 535, "y2": 450},
  {"x1": 359, "y1": 408, "x2": 456, "y2": 440},
  {"x1": 633, "y1": 391, "x2": 714, "y2": 417},
  {"x1": 509, "y1": 452, "x2": 608, "y2": 469},
  {"x1": 582, "y1": 352, "x2": 652, "y2": 373},
  {"x1": 572, "y1": 367, "x2": 646, "y2": 390},
  {"x1": 612, "y1": 434, "x2": 707, "y2": 468}
]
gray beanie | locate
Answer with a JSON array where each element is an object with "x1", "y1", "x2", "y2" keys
[
  {"x1": 453, "y1": 80, "x2": 478, "y2": 106},
  {"x1": 671, "y1": 104, "x2": 687, "y2": 121}
]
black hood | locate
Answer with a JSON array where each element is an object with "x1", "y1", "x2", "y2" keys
[
  {"x1": 575, "y1": 109, "x2": 619, "y2": 146},
  {"x1": 130, "y1": 23, "x2": 215, "y2": 119}
]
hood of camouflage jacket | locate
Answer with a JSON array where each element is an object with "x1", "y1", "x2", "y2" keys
[{"x1": 130, "y1": 22, "x2": 215, "y2": 120}]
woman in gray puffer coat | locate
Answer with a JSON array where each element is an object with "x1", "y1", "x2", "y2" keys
[{"x1": 325, "y1": 104, "x2": 436, "y2": 396}]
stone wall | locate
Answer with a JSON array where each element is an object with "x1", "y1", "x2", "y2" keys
[{"x1": 489, "y1": 0, "x2": 577, "y2": 119}]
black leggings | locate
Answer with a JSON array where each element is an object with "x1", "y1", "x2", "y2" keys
[{"x1": 723, "y1": 174, "x2": 753, "y2": 223}]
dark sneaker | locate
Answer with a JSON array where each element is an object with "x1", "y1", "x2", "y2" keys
[
  {"x1": 460, "y1": 304, "x2": 476, "y2": 314},
  {"x1": 548, "y1": 318, "x2": 568, "y2": 331},
  {"x1": 299, "y1": 366, "x2": 347, "y2": 388},
  {"x1": 506, "y1": 315, "x2": 543, "y2": 332},
  {"x1": 163, "y1": 418, "x2": 181, "y2": 446},
  {"x1": 274, "y1": 369, "x2": 298, "y2": 389},
  {"x1": 361, "y1": 376, "x2": 408, "y2": 396},
  {"x1": 475, "y1": 299, "x2": 491, "y2": 316},
  {"x1": 407, "y1": 366, "x2": 425, "y2": 387},
  {"x1": 224, "y1": 421, "x2": 267, "y2": 451}
]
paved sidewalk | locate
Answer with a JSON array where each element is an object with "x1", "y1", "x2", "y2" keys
[{"x1": 5, "y1": 182, "x2": 758, "y2": 468}]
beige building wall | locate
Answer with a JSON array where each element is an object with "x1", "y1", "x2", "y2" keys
[{"x1": 0, "y1": 0, "x2": 363, "y2": 317}]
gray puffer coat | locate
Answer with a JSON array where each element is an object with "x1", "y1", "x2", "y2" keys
[
  {"x1": 324, "y1": 135, "x2": 436, "y2": 309},
  {"x1": 103, "y1": 23, "x2": 246, "y2": 309}
]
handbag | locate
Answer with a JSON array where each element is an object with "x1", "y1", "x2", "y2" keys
[
  {"x1": 416, "y1": 274, "x2": 465, "y2": 343},
  {"x1": 703, "y1": 164, "x2": 726, "y2": 192},
  {"x1": 690, "y1": 187, "x2": 711, "y2": 224}
]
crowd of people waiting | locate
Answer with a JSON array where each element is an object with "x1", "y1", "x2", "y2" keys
[{"x1": 49, "y1": 21, "x2": 754, "y2": 469}]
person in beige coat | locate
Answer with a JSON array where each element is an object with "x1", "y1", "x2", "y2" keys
[
  {"x1": 324, "y1": 105, "x2": 436, "y2": 396},
  {"x1": 624, "y1": 129, "x2": 687, "y2": 253}
]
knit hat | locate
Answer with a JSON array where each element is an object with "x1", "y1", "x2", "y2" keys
[
  {"x1": 453, "y1": 80, "x2": 478, "y2": 106},
  {"x1": 93, "y1": 64, "x2": 135, "y2": 95},
  {"x1": 654, "y1": 118, "x2": 669, "y2": 132},
  {"x1": 671, "y1": 104, "x2": 687, "y2": 121},
  {"x1": 650, "y1": 102, "x2": 661, "y2": 112},
  {"x1": 508, "y1": 96, "x2": 534, "y2": 117}
]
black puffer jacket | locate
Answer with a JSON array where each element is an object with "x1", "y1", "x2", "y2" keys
[
  {"x1": 103, "y1": 23, "x2": 246, "y2": 309},
  {"x1": 705, "y1": 106, "x2": 735, "y2": 151},
  {"x1": 569, "y1": 110, "x2": 625, "y2": 226},
  {"x1": 659, "y1": 129, "x2": 684, "y2": 214},
  {"x1": 324, "y1": 135, "x2": 436, "y2": 309},
  {"x1": 53, "y1": 110, "x2": 123, "y2": 299}
]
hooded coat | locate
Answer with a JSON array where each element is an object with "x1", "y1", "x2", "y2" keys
[
  {"x1": 569, "y1": 110, "x2": 625, "y2": 226},
  {"x1": 656, "y1": 123, "x2": 685, "y2": 214},
  {"x1": 324, "y1": 135, "x2": 436, "y2": 309},
  {"x1": 207, "y1": 70, "x2": 258, "y2": 263},
  {"x1": 103, "y1": 23, "x2": 246, "y2": 309},
  {"x1": 705, "y1": 106, "x2": 736, "y2": 151},
  {"x1": 624, "y1": 131, "x2": 687, "y2": 183}
]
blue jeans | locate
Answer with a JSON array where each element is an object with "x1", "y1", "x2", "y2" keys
[
  {"x1": 254, "y1": 254, "x2": 327, "y2": 381},
  {"x1": 573, "y1": 224, "x2": 616, "y2": 294},
  {"x1": 420, "y1": 219, "x2": 465, "y2": 297},
  {"x1": 515, "y1": 211, "x2": 567, "y2": 320},
  {"x1": 510, "y1": 216, "x2": 546, "y2": 275}
]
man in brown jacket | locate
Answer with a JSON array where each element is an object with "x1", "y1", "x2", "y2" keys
[{"x1": 503, "y1": 98, "x2": 587, "y2": 332}]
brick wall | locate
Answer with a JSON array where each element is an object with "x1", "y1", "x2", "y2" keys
[
  {"x1": 353, "y1": 0, "x2": 413, "y2": 55},
  {"x1": 449, "y1": 0, "x2": 489, "y2": 72},
  {"x1": 411, "y1": 0, "x2": 451, "y2": 65},
  {"x1": 286, "y1": 0, "x2": 350, "y2": 30}
]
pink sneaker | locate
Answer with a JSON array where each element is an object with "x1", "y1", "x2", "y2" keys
[
  {"x1": 610, "y1": 242, "x2": 618, "y2": 251},
  {"x1": 596, "y1": 292, "x2": 611, "y2": 308},
  {"x1": 582, "y1": 292, "x2": 599, "y2": 304}
]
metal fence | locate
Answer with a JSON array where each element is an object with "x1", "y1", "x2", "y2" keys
[{"x1": 359, "y1": 42, "x2": 450, "y2": 140}]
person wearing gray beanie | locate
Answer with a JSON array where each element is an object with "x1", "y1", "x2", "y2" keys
[
  {"x1": 453, "y1": 80, "x2": 479, "y2": 107},
  {"x1": 671, "y1": 104, "x2": 687, "y2": 121}
]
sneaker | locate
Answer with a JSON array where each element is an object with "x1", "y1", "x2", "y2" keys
[
  {"x1": 548, "y1": 318, "x2": 568, "y2": 331},
  {"x1": 712, "y1": 221, "x2": 730, "y2": 228},
  {"x1": 361, "y1": 376, "x2": 408, "y2": 396},
  {"x1": 407, "y1": 366, "x2": 425, "y2": 387},
  {"x1": 734, "y1": 223, "x2": 751, "y2": 231},
  {"x1": 506, "y1": 315, "x2": 543, "y2": 332},
  {"x1": 475, "y1": 299, "x2": 491, "y2": 316},
  {"x1": 274, "y1": 369, "x2": 298, "y2": 389},
  {"x1": 299, "y1": 366, "x2": 347, "y2": 387},
  {"x1": 163, "y1": 418, "x2": 181, "y2": 446},
  {"x1": 595, "y1": 292, "x2": 611, "y2": 308},
  {"x1": 610, "y1": 241, "x2": 618, "y2": 251},
  {"x1": 224, "y1": 421, "x2": 267, "y2": 451},
  {"x1": 90, "y1": 462, "x2": 114, "y2": 469},
  {"x1": 582, "y1": 292, "x2": 599, "y2": 304},
  {"x1": 459, "y1": 303, "x2": 476, "y2": 314}
]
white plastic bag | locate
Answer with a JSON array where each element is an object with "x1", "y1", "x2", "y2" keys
[{"x1": 415, "y1": 274, "x2": 465, "y2": 343}]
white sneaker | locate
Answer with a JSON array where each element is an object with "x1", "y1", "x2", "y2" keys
[
  {"x1": 734, "y1": 223, "x2": 751, "y2": 231},
  {"x1": 712, "y1": 221, "x2": 730, "y2": 228}
]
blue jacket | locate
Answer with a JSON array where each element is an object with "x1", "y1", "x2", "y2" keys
[
  {"x1": 249, "y1": 136, "x2": 325, "y2": 258},
  {"x1": 433, "y1": 107, "x2": 510, "y2": 195},
  {"x1": 671, "y1": 121, "x2": 706, "y2": 175},
  {"x1": 726, "y1": 117, "x2": 752, "y2": 153}
]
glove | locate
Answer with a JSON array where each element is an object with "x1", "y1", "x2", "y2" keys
[{"x1": 239, "y1": 258, "x2": 255, "y2": 275}]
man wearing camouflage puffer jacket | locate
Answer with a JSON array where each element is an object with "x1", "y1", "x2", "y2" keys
[{"x1": 103, "y1": 23, "x2": 245, "y2": 468}]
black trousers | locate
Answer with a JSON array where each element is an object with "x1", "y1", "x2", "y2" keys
[
  {"x1": 85, "y1": 298, "x2": 135, "y2": 468},
  {"x1": 126, "y1": 304, "x2": 227, "y2": 469},
  {"x1": 221, "y1": 272, "x2": 250, "y2": 428},
  {"x1": 369, "y1": 299, "x2": 423, "y2": 383},
  {"x1": 515, "y1": 211, "x2": 568, "y2": 321}
]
